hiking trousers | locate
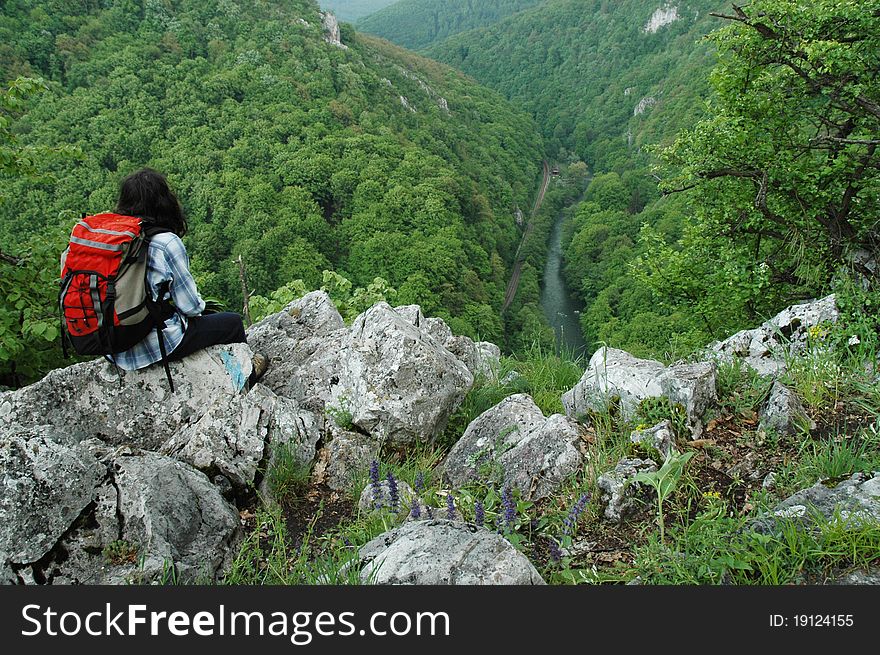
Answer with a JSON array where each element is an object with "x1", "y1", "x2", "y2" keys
[{"x1": 166, "y1": 312, "x2": 246, "y2": 361}]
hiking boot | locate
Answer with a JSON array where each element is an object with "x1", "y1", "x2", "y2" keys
[{"x1": 250, "y1": 353, "x2": 269, "y2": 384}]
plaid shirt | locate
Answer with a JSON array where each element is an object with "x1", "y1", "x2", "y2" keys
[{"x1": 110, "y1": 232, "x2": 205, "y2": 370}]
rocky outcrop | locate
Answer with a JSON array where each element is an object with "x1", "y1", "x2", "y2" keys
[
  {"x1": 643, "y1": 6, "x2": 679, "y2": 34},
  {"x1": 0, "y1": 343, "x2": 254, "y2": 450},
  {"x1": 562, "y1": 347, "x2": 716, "y2": 432},
  {"x1": 598, "y1": 458, "x2": 658, "y2": 522},
  {"x1": 759, "y1": 381, "x2": 813, "y2": 436},
  {"x1": 711, "y1": 294, "x2": 838, "y2": 376},
  {"x1": 320, "y1": 12, "x2": 347, "y2": 49},
  {"x1": 250, "y1": 295, "x2": 474, "y2": 446},
  {"x1": 633, "y1": 95, "x2": 657, "y2": 116},
  {"x1": 630, "y1": 420, "x2": 676, "y2": 461},
  {"x1": 443, "y1": 394, "x2": 583, "y2": 500},
  {"x1": 0, "y1": 344, "x2": 260, "y2": 584},
  {"x1": 53, "y1": 452, "x2": 241, "y2": 585},
  {"x1": 750, "y1": 472, "x2": 880, "y2": 534},
  {"x1": 358, "y1": 519, "x2": 545, "y2": 585}
]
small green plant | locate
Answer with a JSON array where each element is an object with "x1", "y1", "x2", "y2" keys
[
  {"x1": 102, "y1": 539, "x2": 139, "y2": 565},
  {"x1": 633, "y1": 396, "x2": 688, "y2": 438},
  {"x1": 629, "y1": 450, "x2": 695, "y2": 543},
  {"x1": 326, "y1": 397, "x2": 354, "y2": 430},
  {"x1": 266, "y1": 442, "x2": 312, "y2": 504}
]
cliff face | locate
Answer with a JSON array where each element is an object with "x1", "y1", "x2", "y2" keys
[{"x1": 643, "y1": 5, "x2": 680, "y2": 33}]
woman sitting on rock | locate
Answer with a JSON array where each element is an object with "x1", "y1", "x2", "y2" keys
[{"x1": 108, "y1": 168, "x2": 266, "y2": 379}]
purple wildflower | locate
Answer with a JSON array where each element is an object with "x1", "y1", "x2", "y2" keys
[
  {"x1": 387, "y1": 471, "x2": 399, "y2": 512},
  {"x1": 426, "y1": 506, "x2": 434, "y2": 519},
  {"x1": 369, "y1": 459, "x2": 380, "y2": 487},
  {"x1": 474, "y1": 500, "x2": 485, "y2": 527},
  {"x1": 501, "y1": 484, "x2": 516, "y2": 532},
  {"x1": 446, "y1": 493, "x2": 456, "y2": 520},
  {"x1": 369, "y1": 460, "x2": 381, "y2": 508},
  {"x1": 549, "y1": 540, "x2": 563, "y2": 564},
  {"x1": 562, "y1": 492, "x2": 590, "y2": 536},
  {"x1": 410, "y1": 499, "x2": 421, "y2": 519},
  {"x1": 414, "y1": 471, "x2": 425, "y2": 493}
]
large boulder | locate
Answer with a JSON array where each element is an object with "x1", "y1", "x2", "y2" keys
[
  {"x1": 443, "y1": 394, "x2": 583, "y2": 500},
  {"x1": 711, "y1": 295, "x2": 838, "y2": 376},
  {"x1": 331, "y1": 303, "x2": 473, "y2": 444},
  {"x1": 249, "y1": 298, "x2": 474, "y2": 445},
  {"x1": 0, "y1": 343, "x2": 254, "y2": 451},
  {"x1": 0, "y1": 426, "x2": 104, "y2": 568},
  {"x1": 562, "y1": 348, "x2": 716, "y2": 430},
  {"x1": 750, "y1": 471, "x2": 880, "y2": 534},
  {"x1": 358, "y1": 519, "x2": 545, "y2": 585},
  {"x1": 562, "y1": 347, "x2": 666, "y2": 419},
  {"x1": 51, "y1": 452, "x2": 241, "y2": 584}
]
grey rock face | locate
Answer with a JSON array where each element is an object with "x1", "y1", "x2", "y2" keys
[
  {"x1": 251, "y1": 298, "x2": 474, "y2": 445},
  {"x1": 0, "y1": 343, "x2": 253, "y2": 450},
  {"x1": 395, "y1": 306, "x2": 501, "y2": 381},
  {"x1": 443, "y1": 394, "x2": 583, "y2": 500},
  {"x1": 759, "y1": 381, "x2": 813, "y2": 436},
  {"x1": 751, "y1": 472, "x2": 880, "y2": 534},
  {"x1": 562, "y1": 348, "x2": 716, "y2": 432},
  {"x1": 711, "y1": 295, "x2": 838, "y2": 376},
  {"x1": 332, "y1": 303, "x2": 473, "y2": 444},
  {"x1": 630, "y1": 421, "x2": 677, "y2": 461},
  {"x1": 358, "y1": 519, "x2": 545, "y2": 585},
  {"x1": 831, "y1": 568, "x2": 880, "y2": 585},
  {"x1": 357, "y1": 479, "x2": 417, "y2": 516},
  {"x1": 562, "y1": 347, "x2": 666, "y2": 419},
  {"x1": 0, "y1": 426, "x2": 104, "y2": 566},
  {"x1": 53, "y1": 453, "x2": 241, "y2": 585},
  {"x1": 320, "y1": 427, "x2": 380, "y2": 493},
  {"x1": 598, "y1": 458, "x2": 658, "y2": 522},
  {"x1": 658, "y1": 361, "x2": 717, "y2": 435}
]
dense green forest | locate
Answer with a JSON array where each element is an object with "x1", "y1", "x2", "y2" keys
[
  {"x1": 319, "y1": 0, "x2": 397, "y2": 22},
  {"x1": 413, "y1": 0, "x2": 723, "y2": 356},
  {"x1": 358, "y1": 0, "x2": 544, "y2": 52},
  {"x1": 0, "y1": 0, "x2": 545, "y2": 386}
]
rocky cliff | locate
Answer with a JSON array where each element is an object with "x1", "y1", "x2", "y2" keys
[{"x1": 2, "y1": 291, "x2": 877, "y2": 585}]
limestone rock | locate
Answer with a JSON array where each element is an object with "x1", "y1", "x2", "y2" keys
[
  {"x1": 658, "y1": 361, "x2": 717, "y2": 435},
  {"x1": 0, "y1": 426, "x2": 104, "y2": 567},
  {"x1": 598, "y1": 458, "x2": 658, "y2": 522},
  {"x1": 630, "y1": 420, "x2": 677, "y2": 461},
  {"x1": 562, "y1": 347, "x2": 666, "y2": 419},
  {"x1": 321, "y1": 426, "x2": 380, "y2": 493},
  {"x1": 759, "y1": 381, "x2": 813, "y2": 436},
  {"x1": 0, "y1": 343, "x2": 253, "y2": 451},
  {"x1": 750, "y1": 471, "x2": 880, "y2": 534},
  {"x1": 358, "y1": 519, "x2": 545, "y2": 585},
  {"x1": 53, "y1": 453, "x2": 241, "y2": 584},
  {"x1": 443, "y1": 394, "x2": 583, "y2": 500},
  {"x1": 332, "y1": 303, "x2": 473, "y2": 444},
  {"x1": 711, "y1": 295, "x2": 838, "y2": 376}
]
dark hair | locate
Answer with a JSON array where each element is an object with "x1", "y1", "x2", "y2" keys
[{"x1": 115, "y1": 168, "x2": 187, "y2": 236}]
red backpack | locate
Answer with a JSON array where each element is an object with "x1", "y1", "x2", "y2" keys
[{"x1": 59, "y1": 213, "x2": 176, "y2": 388}]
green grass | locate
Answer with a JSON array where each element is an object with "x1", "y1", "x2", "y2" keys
[{"x1": 265, "y1": 442, "x2": 313, "y2": 505}]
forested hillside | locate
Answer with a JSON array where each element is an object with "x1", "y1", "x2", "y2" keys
[
  {"x1": 319, "y1": 0, "x2": 397, "y2": 22},
  {"x1": 0, "y1": 0, "x2": 545, "y2": 386},
  {"x1": 359, "y1": 0, "x2": 543, "y2": 52},
  {"x1": 420, "y1": 0, "x2": 724, "y2": 357}
]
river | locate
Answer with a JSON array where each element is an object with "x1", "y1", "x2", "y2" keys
[{"x1": 540, "y1": 205, "x2": 587, "y2": 359}]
